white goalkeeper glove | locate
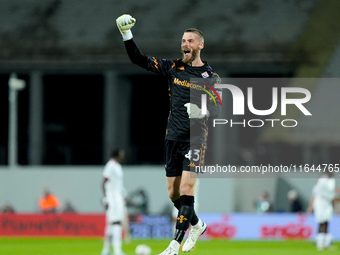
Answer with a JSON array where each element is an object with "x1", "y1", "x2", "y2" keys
[
  {"x1": 116, "y1": 14, "x2": 136, "y2": 41},
  {"x1": 184, "y1": 103, "x2": 209, "y2": 119}
]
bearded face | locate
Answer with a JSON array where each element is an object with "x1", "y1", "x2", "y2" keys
[
  {"x1": 182, "y1": 47, "x2": 200, "y2": 65},
  {"x1": 181, "y1": 32, "x2": 203, "y2": 65}
]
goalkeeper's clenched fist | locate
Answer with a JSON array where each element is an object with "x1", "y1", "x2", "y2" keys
[{"x1": 116, "y1": 14, "x2": 136, "y2": 41}]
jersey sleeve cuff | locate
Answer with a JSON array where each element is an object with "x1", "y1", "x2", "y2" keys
[{"x1": 122, "y1": 30, "x2": 133, "y2": 41}]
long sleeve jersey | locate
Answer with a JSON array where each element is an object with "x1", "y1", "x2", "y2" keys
[{"x1": 124, "y1": 39, "x2": 221, "y2": 144}]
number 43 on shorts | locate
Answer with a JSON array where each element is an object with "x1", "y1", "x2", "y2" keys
[{"x1": 185, "y1": 149, "x2": 200, "y2": 161}]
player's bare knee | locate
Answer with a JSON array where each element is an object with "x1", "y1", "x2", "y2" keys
[
  {"x1": 168, "y1": 189, "x2": 180, "y2": 201},
  {"x1": 180, "y1": 183, "x2": 195, "y2": 196}
]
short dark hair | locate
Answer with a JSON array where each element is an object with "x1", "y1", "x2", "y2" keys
[
  {"x1": 111, "y1": 149, "x2": 122, "y2": 158},
  {"x1": 185, "y1": 28, "x2": 204, "y2": 42}
]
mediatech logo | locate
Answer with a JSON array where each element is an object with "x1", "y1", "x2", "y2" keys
[
  {"x1": 201, "y1": 84, "x2": 312, "y2": 128},
  {"x1": 174, "y1": 78, "x2": 222, "y2": 107}
]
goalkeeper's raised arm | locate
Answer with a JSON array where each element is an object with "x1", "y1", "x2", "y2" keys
[
  {"x1": 116, "y1": 14, "x2": 146, "y2": 67},
  {"x1": 116, "y1": 14, "x2": 171, "y2": 75}
]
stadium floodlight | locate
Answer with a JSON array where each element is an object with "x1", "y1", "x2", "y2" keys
[{"x1": 8, "y1": 73, "x2": 26, "y2": 168}]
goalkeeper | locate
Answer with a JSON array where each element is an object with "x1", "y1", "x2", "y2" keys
[{"x1": 116, "y1": 14, "x2": 221, "y2": 255}]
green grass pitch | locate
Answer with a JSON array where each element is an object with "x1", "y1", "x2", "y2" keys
[{"x1": 0, "y1": 238, "x2": 338, "y2": 255}]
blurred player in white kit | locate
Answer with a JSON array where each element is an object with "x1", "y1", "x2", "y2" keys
[
  {"x1": 101, "y1": 149, "x2": 127, "y2": 255},
  {"x1": 307, "y1": 171, "x2": 336, "y2": 250}
]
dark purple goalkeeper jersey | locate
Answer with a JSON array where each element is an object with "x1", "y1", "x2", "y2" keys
[{"x1": 124, "y1": 39, "x2": 221, "y2": 144}]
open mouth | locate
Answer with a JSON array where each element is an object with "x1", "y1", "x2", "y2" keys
[{"x1": 183, "y1": 49, "x2": 191, "y2": 56}]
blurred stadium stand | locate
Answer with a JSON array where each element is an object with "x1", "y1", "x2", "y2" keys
[{"x1": 1, "y1": 0, "x2": 340, "y2": 214}]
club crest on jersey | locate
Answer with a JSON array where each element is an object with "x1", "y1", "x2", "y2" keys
[{"x1": 201, "y1": 71, "x2": 209, "y2": 78}]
